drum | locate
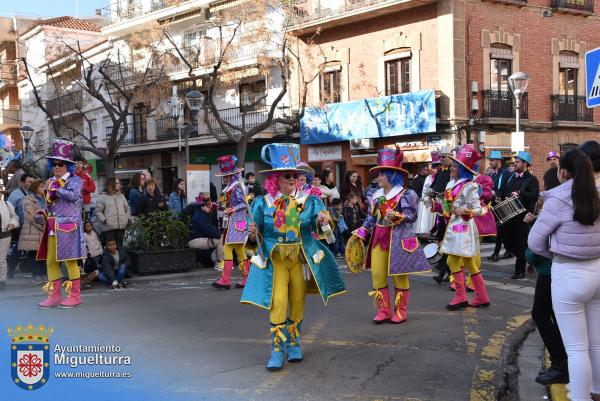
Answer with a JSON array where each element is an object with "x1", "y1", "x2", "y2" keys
[
  {"x1": 413, "y1": 199, "x2": 435, "y2": 235},
  {"x1": 423, "y1": 243, "x2": 442, "y2": 266},
  {"x1": 345, "y1": 235, "x2": 366, "y2": 273},
  {"x1": 492, "y1": 196, "x2": 526, "y2": 225}
]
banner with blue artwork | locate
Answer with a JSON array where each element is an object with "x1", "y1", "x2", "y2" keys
[{"x1": 300, "y1": 89, "x2": 437, "y2": 145}]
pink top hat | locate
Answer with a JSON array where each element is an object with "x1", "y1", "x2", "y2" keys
[
  {"x1": 46, "y1": 139, "x2": 75, "y2": 163},
  {"x1": 370, "y1": 145, "x2": 408, "y2": 174},
  {"x1": 449, "y1": 144, "x2": 481, "y2": 174},
  {"x1": 215, "y1": 155, "x2": 243, "y2": 176}
]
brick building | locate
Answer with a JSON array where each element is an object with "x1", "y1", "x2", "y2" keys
[{"x1": 288, "y1": 0, "x2": 600, "y2": 187}]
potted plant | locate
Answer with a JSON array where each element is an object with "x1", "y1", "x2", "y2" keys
[{"x1": 125, "y1": 211, "x2": 196, "y2": 274}]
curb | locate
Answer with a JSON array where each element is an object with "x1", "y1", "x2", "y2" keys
[
  {"x1": 544, "y1": 351, "x2": 569, "y2": 401},
  {"x1": 497, "y1": 318, "x2": 537, "y2": 401}
]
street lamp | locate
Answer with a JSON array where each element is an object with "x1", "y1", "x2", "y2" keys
[
  {"x1": 508, "y1": 72, "x2": 529, "y2": 134},
  {"x1": 184, "y1": 90, "x2": 204, "y2": 165},
  {"x1": 20, "y1": 125, "x2": 35, "y2": 155}
]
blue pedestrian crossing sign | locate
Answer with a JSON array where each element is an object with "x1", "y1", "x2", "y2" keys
[{"x1": 586, "y1": 47, "x2": 600, "y2": 108}]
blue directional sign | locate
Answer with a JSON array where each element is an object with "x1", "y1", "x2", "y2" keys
[{"x1": 585, "y1": 47, "x2": 600, "y2": 108}]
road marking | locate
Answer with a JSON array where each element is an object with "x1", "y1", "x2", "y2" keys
[
  {"x1": 463, "y1": 308, "x2": 481, "y2": 356},
  {"x1": 470, "y1": 314, "x2": 531, "y2": 401}
]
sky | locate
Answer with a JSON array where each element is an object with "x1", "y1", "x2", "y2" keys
[{"x1": 0, "y1": 0, "x2": 107, "y2": 19}]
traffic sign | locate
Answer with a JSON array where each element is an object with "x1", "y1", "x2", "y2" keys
[{"x1": 585, "y1": 47, "x2": 600, "y2": 108}]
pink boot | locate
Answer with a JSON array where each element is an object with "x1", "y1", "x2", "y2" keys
[
  {"x1": 38, "y1": 279, "x2": 62, "y2": 309},
  {"x1": 468, "y1": 273, "x2": 490, "y2": 308},
  {"x1": 235, "y1": 259, "x2": 250, "y2": 289},
  {"x1": 369, "y1": 287, "x2": 391, "y2": 324},
  {"x1": 390, "y1": 288, "x2": 410, "y2": 324},
  {"x1": 212, "y1": 260, "x2": 232, "y2": 289},
  {"x1": 446, "y1": 271, "x2": 468, "y2": 310},
  {"x1": 59, "y1": 279, "x2": 82, "y2": 308}
]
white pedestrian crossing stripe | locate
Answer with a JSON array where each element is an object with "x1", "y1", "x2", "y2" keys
[{"x1": 591, "y1": 63, "x2": 600, "y2": 99}]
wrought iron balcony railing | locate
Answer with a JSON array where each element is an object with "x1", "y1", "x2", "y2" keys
[
  {"x1": 551, "y1": 0, "x2": 594, "y2": 12},
  {"x1": 46, "y1": 91, "x2": 83, "y2": 116},
  {"x1": 100, "y1": 0, "x2": 190, "y2": 24},
  {"x1": 105, "y1": 121, "x2": 146, "y2": 146},
  {"x1": 206, "y1": 104, "x2": 278, "y2": 135},
  {"x1": 288, "y1": 0, "x2": 414, "y2": 26},
  {"x1": 481, "y1": 90, "x2": 528, "y2": 119},
  {"x1": 551, "y1": 95, "x2": 593, "y2": 122},
  {"x1": 0, "y1": 61, "x2": 17, "y2": 90},
  {"x1": 155, "y1": 116, "x2": 179, "y2": 141}
]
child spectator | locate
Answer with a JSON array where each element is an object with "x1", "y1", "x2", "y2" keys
[
  {"x1": 81, "y1": 221, "x2": 102, "y2": 286},
  {"x1": 327, "y1": 198, "x2": 346, "y2": 257},
  {"x1": 343, "y1": 192, "x2": 365, "y2": 243},
  {"x1": 99, "y1": 238, "x2": 130, "y2": 289}
]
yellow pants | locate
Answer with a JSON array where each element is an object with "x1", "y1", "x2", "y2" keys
[
  {"x1": 370, "y1": 245, "x2": 409, "y2": 290},
  {"x1": 45, "y1": 236, "x2": 80, "y2": 282},
  {"x1": 447, "y1": 254, "x2": 481, "y2": 275},
  {"x1": 224, "y1": 243, "x2": 248, "y2": 262},
  {"x1": 270, "y1": 252, "x2": 306, "y2": 325}
]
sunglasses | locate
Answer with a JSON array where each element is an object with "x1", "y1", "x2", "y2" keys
[
  {"x1": 282, "y1": 173, "x2": 299, "y2": 180},
  {"x1": 52, "y1": 162, "x2": 66, "y2": 167}
]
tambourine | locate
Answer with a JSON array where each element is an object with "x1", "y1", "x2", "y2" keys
[{"x1": 345, "y1": 235, "x2": 366, "y2": 273}]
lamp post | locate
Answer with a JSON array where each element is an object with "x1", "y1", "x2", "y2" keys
[
  {"x1": 20, "y1": 125, "x2": 35, "y2": 156},
  {"x1": 184, "y1": 90, "x2": 204, "y2": 166},
  {"x1": 508, "y1": 72, "x2": 529, "y2": 136},
  {"x1": 170, "y1": 85, "x2": 184, "y2": 152}
]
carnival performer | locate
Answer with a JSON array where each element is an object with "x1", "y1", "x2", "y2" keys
[
  {"x1": 212, "y1": 155, "x2": 250, "y2": 290},
  {"x1": 351, "y1": 146, "x2": 430, "y2": 324},
  {"x1": 296, "y1": 162, "x2": 323, "y2": 198},
  {"x1": 36, "y1": 139, "x2": 86, "y2": 309},
  {"x1": 241, "y1": 143, "x2": 345, "y2": 372},
  {"x1": 432, "y1": 144, "x2": 491, "y2": 310},
  {"x1": 429, "y1": 147, "x2": 453, "y2": 284}
]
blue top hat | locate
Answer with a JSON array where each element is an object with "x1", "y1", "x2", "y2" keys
[
  {"x1": 515, "y1": 151, "x2": 533, "y2": 165},
  {"x1": 259, "y1": 143, "x2": 301, "y2": 173},
  {"x1": 489, "y1": 150, "x2": 503, "y2": 160}
]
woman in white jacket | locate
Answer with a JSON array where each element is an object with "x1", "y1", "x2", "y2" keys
[
  {"x1": 0, "y1": 186, "x2": 19, "y2": 291},
  {"x1": 94, "y1": 178, "x2": 132, "y2": 248}
]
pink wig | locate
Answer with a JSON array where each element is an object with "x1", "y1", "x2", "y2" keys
[{"x1": 263, "y1": 172, "x2": 282, "y2": 196}]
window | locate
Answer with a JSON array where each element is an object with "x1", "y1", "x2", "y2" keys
[
  {"x1": 182, "y1": 25, "x2": 207, "y2": 49},
  {"x1": 490, "y1": 44, "x2": 512, "y2": 93},
  {"x1": 320, "y1": 69, "x2": 341, "y2": 103},
  {"x1": 385, "y1": 58, "x2": 410, "y2": 95},
  {"x1": 240, "y1": 80, "x2": 266, "y2": 112},
  {"x1": 559, "y1": 51, "x2": 579, "y2": 97}
]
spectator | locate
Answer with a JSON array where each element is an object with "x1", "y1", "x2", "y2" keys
[
  {"x1": 128, "y1": 172, "x2": 146, "y2": 216},
  {"x1": 17, "y1": 179, "x2": 45, "y2": 284},
  {"x1": 543, "y1": 152, "x2": 561, "y2": 191},
  {"x1": 319, "y1": 169, "x2": 340, "y2": 206},
  {"x1": 245, "y1": 172, "x2": 264, "y2": 201},
  {"x1": 136, "y1": 179, "x2": 167, "y2": 216},
  {"x1": 340, "y1": 170, "x2": 365, "y2": 204},
  {"x1": 343, "y1": 192, "x2": 365, "y2": 242},
  {"x1": 6, "y1": 173, "x2": 33, "y2": 278},
  {"x1": 311, "y1": 175, "x2": 324, "y2": 200},
  {"x1": 297, "y1": 162, "x2": 323, "y2": 197},
  {"x1": 168, "y1": 178, "x2": 187, "y2": 214},
  {"x1": 81, "y1": 221, "x2": 102, "y2": 286},
  {"x1": 99, "y1": 238, "x2": 130, "y2": 289},
  {"x1": 0, "y1": 185, "x2": 19, "y2": 291},
  {"x1": 188, "y1": 196, "x2": 224, "y2": 266},
  {"x1": 528, "y1": 148, "x2": 600, "y2": 401},
  {"x1": 94, "y1": 178, "x2": 131, "y2": 248},
  {"x1": 73, "y1": 155, "x2": 96, "y2": 219},
  {"x1": 410, "y1": 164, "x2": 429, "y2": 198},
  {"x1": 4, "y1": 160, "x2": 25, "y2": 197},
  {"x1": 364, "y1": 177, "x2": 379, "y2": 204},
  {"x1": 327, "y1": 198, "x2": 346, "y2": 257}
]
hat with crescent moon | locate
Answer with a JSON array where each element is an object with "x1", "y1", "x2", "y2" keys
[{"x1": 47, "y1": 139, "x2": 76, "y2": 163}]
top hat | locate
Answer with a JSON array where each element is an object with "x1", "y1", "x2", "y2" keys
[
  {"x1": 546, "y1": 151, "x2": 559, "y2": 161},
  {"x1": 449, "y1": 144, "x2": 482, "y2": 174},
  {"x1": 515, "y1": 151, "x2": 533, "y2": 165},
  {"x1": 440, "y1": 146, "x2": 453, "y2": 156},
  {"x1": 296, "y1": 161, "x2": 315, "y2": 176},
  {"x1": 370, "y1": 145, "x2": 409, "y2": 174},
  {"x1": 489, "y1": 150, "x2": 503, "y2": 160},
  {"x1": 215, "y1": 155, "x2": 243, "y2": 177},
  {"x1": 259, "y1": 143, "x2": 301, "y2": 173},
  {"x1": 430, "y1": 151, "x2": 442, "y2": 165},
  {"x1": 47, "y1": 139, "x2": 75, "y2": 163}
]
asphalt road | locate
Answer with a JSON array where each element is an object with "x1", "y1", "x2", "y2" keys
[{"x1": 1, "y1": 243, "x2": 539, "y2": 401}]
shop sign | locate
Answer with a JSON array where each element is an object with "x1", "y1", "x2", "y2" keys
[{"x1": 307, "y1": 145, "x2": 343, "y2": 162}]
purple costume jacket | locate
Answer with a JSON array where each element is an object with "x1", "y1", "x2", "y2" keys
[
  {"x1": 222, "y1": 181, "x2": 249, "y2": 245},
  {"x1": 36, "y1": 174, "x2": 86, "y2": 261},
  {"x1": 355, "y1": 185, "x2": 430, "y2": 275}
]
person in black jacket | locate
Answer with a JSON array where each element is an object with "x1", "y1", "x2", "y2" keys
[
  {"x1": 187, "y1": 197, "x2": 224, "y2": 265},
  {"x1": 99, "y1": 238, "x2": 130, "y2": 289},
  {"x1": 543, "y1": 151, "x2": 561, "y2": 190},
  {"x1": 410, "y1": 164, "x2": 429, "y2": 198},
  {"x1": 136, "y1": 179, "x2": 167, "y2": 216},
  {"x1": 499, "y1": 151, "x2": 540, "y2": 279},
  {"x1": 431, "y1": 147, "x2": 453, "y2": 284}
]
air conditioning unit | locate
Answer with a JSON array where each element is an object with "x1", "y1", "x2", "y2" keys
[{"x1": 349, "y1": 138, "x2": 374, "y2": 150}]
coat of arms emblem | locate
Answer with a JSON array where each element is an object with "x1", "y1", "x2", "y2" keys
[{"x1": 8, "y1": 324, "x2": 53, "y2": 390}]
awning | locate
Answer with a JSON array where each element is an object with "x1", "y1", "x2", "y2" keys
[{"x1": 114, "y1": 169, "x2": 149, "y2": 177}]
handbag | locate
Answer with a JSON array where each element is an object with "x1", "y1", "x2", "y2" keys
[{"x1": 474, "y1": 204, "x2": 497, "y2": 237}]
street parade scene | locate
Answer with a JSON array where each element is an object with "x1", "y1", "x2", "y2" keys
[{"x1": 1, "y1": 0, "x2": 600, "y2": 400}]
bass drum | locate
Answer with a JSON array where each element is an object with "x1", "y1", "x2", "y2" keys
[{"x1": 413, "y1": 199, "x2": 435, "y2": 235}]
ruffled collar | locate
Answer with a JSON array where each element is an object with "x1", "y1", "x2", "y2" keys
[{"x1": 372, "y1": 184, "x2": 403, "y2": 200}]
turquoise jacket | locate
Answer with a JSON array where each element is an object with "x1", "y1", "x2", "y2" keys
[
  {"x1": 525, "y1": 248, "x2": 552, "y2": 276},
  {"x1": 241, "y1": 192, "x2": 346, "y2": 309}
]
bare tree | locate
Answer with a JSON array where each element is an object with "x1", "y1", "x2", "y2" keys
[{"x1": 21, "y1": 30, "x2": 169, "y2": 176}]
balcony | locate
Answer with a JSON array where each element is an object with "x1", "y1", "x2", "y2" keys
[
  {"x1": 0, "y1": 106, "x2": 20, "y2": 130},
  {"x1": 155, "y1": 116, "x2": 180, "y2": 141},
  {"x1": 551, "y1": 95, "x2": 593, "y2": 124},
  {"x1": 106, "y1": 121, "x2": 147, "y2": 146},
  {"x1": 46, "y1": 91, "x2": 83, "y2": 117},
  {"x1": 0, "y1": 60, "x2": 17, "y2": 91},
  {"x1": 551, "y1": 0, "x2": 594, "y2": 13},
  {"x1": 481, "y1": 90, "x2": 528, "y2": 120},
  {"x1": 287, "y1": 0, "x2": 438, "y2": 34},
  {"x1": 206, "y1": 105, "x2": 278, "y2": 136}
]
